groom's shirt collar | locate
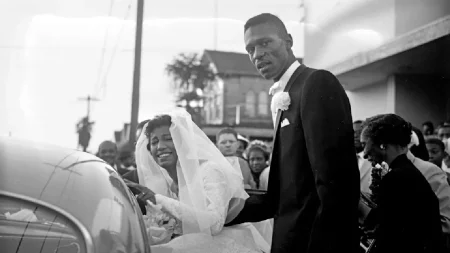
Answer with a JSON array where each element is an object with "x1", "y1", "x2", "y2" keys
[
  {"x1": 269, "y1": 61, "x2": 301, "y2": 127},
  {"x1": 274, "y1": 60, "x2": 301, "y2": 92}
]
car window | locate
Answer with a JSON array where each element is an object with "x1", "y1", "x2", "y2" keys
[{"x1": 0, "y1": 195, "x2": 87, "y2": 253}]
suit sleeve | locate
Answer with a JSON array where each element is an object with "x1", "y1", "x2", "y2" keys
[
  {"x1": 300, "y1": 70, "x2": 359, "y2": 251},
  {"x1": 225, "y1": 192, "x2": 275, "y2": 226},
  {"x1": 226, "y1": 162, "x2": 277, "y2": 225}
]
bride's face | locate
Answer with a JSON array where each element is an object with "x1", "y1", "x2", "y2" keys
[{"x1": 149, "y1": 125, "x2": 178, "y2": 170}]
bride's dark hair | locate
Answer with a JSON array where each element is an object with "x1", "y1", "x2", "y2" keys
[{"x1": 144, "y1": 114, "x2": 172, "y2": 138}]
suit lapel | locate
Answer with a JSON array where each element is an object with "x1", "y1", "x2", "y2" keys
[{"x1": 272, "y1": 64, "x2": 306, "y2": 138}]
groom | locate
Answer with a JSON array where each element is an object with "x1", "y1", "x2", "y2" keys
[{"x1": 226, "y1": 13, "x2": 360, "y2": 253}]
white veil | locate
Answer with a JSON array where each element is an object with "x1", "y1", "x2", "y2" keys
[{"x1": 135, "y1": 108, "x2": 249, "y2": 236}]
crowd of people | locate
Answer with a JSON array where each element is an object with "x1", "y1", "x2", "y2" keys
[
  {"x1": 89, "y1": 12, "x2": 450, "y2": 253},
  {"x1": 355, "y1": 116, "x2": 450, "y2": 252}
]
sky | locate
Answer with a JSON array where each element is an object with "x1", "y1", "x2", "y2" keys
[{"x1": 0, "y1": 0, "x2": 309, "y2": 152}]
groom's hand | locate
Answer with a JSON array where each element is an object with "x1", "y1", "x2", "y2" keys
[{"x1": 137, "y1": 187, "x2": 156, "y2": 205}]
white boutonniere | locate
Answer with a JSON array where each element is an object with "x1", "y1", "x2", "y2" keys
[{"x1": 272, "y1": 92, "x2": 291, "y2": 111}]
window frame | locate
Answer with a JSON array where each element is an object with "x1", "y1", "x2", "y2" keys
[
  {"x1": 245, "y1": 90, "x2": 256, "y2": 117},
  {"x1": 0, "y1": 190, "x2": 94, "y2": 253},
  {"x1": 257, "y1": 91, "x2": 269, "y2": 116}
]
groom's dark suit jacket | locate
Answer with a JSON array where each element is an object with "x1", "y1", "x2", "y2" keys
[{"x1": 227, "y1": 64, "x2": 361, "y2": 253}]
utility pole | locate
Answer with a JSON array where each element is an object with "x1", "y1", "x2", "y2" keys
[
  {"x1": 299, "y1": 0, "x2": 306, "y2": 57},
  {"x1": 78, "y1": 95, "x2": 100, "y2": 119},
  {"x1": 77, "y1": 95, "x2": 98, "y2": 152},
  {"x1": 129, "y1": 0, "x2": 144, "y2": 148}
]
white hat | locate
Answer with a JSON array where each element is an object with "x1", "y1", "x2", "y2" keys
[
  {"x1": 237, "y1": 134, "x2": 249, "y2": 143},
  {"x1": 408, "y1": 130, "x2": 420, "y2": 149}
]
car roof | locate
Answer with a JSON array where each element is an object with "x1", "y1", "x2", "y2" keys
[
  {"x1": 0, "y1": 137, "x2": 150, "y2": 252},
  {"x1": 0, "y1": 137, "x2": 109, "y2": 201}
]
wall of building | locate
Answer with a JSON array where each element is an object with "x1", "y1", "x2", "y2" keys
[
  {"x1": 223, "y1": 76, "x2": 272, "y2": 126},
  {"x1": 303, "y1": 0, "x2": 450, "y2": 69},
  {"x1": 304, "y1": 0, "x2": 450, "y2": 125},
  {"x1": 347, "y1": 77, "x2": 395, "y2": 121},
  {"x1": 304, "y1": 0, "x2": 396, "y2": 69},
  {"x1": 395, "y1": 74, "x2": 449, "y2": 128},
  {"x1": 203, "y1": 79, "x2": 224, "y2": 125},
  {"x1": 395, "y1": 0, "x2": 450, "y2": 36}
]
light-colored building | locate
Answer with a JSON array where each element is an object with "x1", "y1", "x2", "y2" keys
[{"x1": 304, "y1": 0, "x2": 450, "y2": 127}]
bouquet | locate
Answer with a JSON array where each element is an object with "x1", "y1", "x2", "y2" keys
[
  {"x1": 369, "y1": 161, "x2": 390, "y2": 205},
  {"x1": 143, "y1": 203, "x2": 182, "y2": 245}
]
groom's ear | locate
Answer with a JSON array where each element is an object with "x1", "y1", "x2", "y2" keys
[{"x1": 286, "y1": 33, "x2": 293, "y2": 48}]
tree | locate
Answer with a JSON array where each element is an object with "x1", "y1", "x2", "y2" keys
[
  {"x1": 166, "y1": 53, "x2": 217, "y2": 124},
  {"x1": 76, "y1": 117, "x2": 94, "y2": 152}
]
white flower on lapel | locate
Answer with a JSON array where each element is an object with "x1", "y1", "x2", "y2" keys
[{"x1": 273, "y1": 92, "x2": 291, "y2": 111}]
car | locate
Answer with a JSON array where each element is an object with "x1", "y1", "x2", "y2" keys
[{"x1": 0, "y1": 137, "x2": 151, "y2": 253}]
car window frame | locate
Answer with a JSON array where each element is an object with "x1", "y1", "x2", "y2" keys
[{"x1": 0, "y1": 190, "x2": 94, "y2": 253}]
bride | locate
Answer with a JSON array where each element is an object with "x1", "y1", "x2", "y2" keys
[{"x1": 130, "y1": 108, "x2": 272, "y2": 253}]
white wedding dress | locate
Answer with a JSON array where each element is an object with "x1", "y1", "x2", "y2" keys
[
  {"x1": 150, "y1": 162, "x2": 271, "y2": 253},
  {"x1": 135, "y1": 109, "x2": 272, "y2": 253}
]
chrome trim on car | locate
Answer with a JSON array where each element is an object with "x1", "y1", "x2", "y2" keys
[{"x1": 0, "y1": 190, "x2": 95, "y2": 253}]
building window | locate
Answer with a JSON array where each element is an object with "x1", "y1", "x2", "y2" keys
[
  {"x1": 245, "y1": 90, "x2": 256, "y2": 117},
  {"x1": 258, "y1": 91, "x2": 268, "y2": 116},
  {"x1": 215, "y1": 95, "x2": 221, "y2": 121}
]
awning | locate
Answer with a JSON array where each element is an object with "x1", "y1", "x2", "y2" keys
[{"x1": 329, "y1": 15, "x2": 450, "y2": 91}]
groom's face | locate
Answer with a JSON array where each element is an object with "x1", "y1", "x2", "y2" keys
[{"x1": 245, "y1": 22, "x2": 291, "y2": 80}]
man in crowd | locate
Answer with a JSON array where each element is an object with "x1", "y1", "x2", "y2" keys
[
  {"x1": 354, "y1": 120, "x2": 372, "y2": 193},
  {"x1": 216, "y1": 127, "x2": 256, "y2": 189},
  {"x1": 97, "y1": 141, "x2": 133, "y2": 176}
]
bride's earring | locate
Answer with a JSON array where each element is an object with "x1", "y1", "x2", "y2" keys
[{"x1": 380, "y1": 144, "x2": 385, "y2": 150}]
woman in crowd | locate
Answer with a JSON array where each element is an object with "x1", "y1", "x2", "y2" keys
[
  {"x1": 360, "y1": 113, "x2": 444, "y2": 253},
  {"x1": 246, "y1": 140, "x2": 270, "y2": 190}
]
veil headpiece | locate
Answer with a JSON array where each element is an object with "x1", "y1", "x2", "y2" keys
[{"x1": 135, "y1": 108, "x2": 248, "y2": 236}]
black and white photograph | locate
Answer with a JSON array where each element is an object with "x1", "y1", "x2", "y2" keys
[{"x1": 1, "y1": 0, "x2": 450, "y2": 252}]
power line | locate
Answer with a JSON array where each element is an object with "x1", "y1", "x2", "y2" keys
[
  {"x1": 96, "y1": 0, "x2": 133, "y2": 99},
  {"x1": 94, "y1": 0, "x2": 115, "y2": 97},
  {"x1": 213, "y1": 0, "x2": 218, "y2": 50}
]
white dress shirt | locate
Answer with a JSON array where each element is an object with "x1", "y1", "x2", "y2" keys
[
  {"x1": 357, "y1": 152, "x2": 372, "y2": 193},
  {"x1": 269, "y1": 61, "x2": 301, "y2": 128}
]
